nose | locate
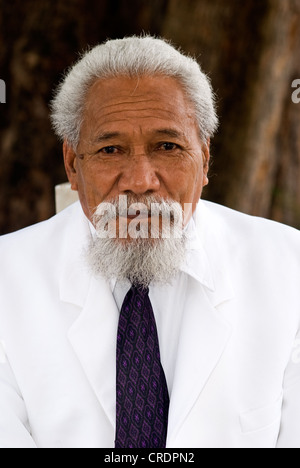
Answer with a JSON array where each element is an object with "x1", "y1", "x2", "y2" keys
[{"x1": 118, "y1": 154, "x2": 160, "y2": 195}]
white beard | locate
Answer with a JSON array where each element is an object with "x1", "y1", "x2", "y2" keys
[{"x1": 85, "y1": 196, "x2": 187, "y2": 287}]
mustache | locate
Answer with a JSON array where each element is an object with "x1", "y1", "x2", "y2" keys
[
  {"x1": 91, "y1": 195, "x2": 185, "y2": 240},
  {"x1": 93, "y1": 195, "x2": 183, "y2": 220}
]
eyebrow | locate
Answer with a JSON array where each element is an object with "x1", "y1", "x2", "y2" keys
[
  {"x1": 153, "y1": 128, "x2": 184, "y2": 139},
  {"x1": 154, "y1": 129, "x2": 191, "y2": 151},
  {"x1": 94, "y1": 132, "x2": 122, "y2": 144},
  {"x1": 94, "y1": 128, "x2": 184, "y2": 144}
]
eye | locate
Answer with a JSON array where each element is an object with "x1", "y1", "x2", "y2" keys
[
  {"x1": 158, "y1": 142, "x2": 179, "y2": 151},
  {"x1": 98, "y1": 146, "x2": 119, "y2": 154}
]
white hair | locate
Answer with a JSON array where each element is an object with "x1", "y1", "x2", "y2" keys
[{"x1": 50, "y1": 35, "x2": 218, "y2": 150}]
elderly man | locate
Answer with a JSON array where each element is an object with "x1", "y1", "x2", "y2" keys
[{"x1": 0, "y1": 36, "x2": 300, "y2": 449}]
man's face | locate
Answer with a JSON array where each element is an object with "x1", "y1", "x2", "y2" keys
[{"x1": 64, "y1": 75, "x2": 210, "y2": 228}]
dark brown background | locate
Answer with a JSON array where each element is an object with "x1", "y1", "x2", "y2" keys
[{"x1": 1, "y1": 0, "x2": 300, "y2": 234}]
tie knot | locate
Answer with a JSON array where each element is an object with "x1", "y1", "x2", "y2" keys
[{"x1": 132, "y1": 284, "x2": 149, "y2": 296}]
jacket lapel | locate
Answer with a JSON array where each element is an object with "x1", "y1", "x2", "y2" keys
[
  {"x1": 167, "y1": 201, "x2": 234, "y2": 444},
  {"x1": 58, "y1": 202, "x2": 118, "y2": 428},
  {"x1": 166, "y1": 277, "x2": 233, "y2": 444},
  {"x1": 67, "y1": 276, "x2": 119, "y2": 428}
]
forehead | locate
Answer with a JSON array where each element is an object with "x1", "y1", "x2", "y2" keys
[{"x1": 82, "y1": 75, "x2": 197, "y2": 135}]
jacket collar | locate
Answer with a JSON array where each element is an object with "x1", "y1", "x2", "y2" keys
[{"x1": 182, "y1": 200, "x2": 234, "y2": 306}]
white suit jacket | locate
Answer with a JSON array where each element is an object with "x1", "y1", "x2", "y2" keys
[{"x1": 0, "y1": 200, "x2": 300, "y2": 448}]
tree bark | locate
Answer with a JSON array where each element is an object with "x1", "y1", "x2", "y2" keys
[
  {"x1": 163, "y1": 0, "x2": 300, "y2": 228},
  {"x1": 0, "y1": 0, "x2": 299, "y2": 234},
  {"x1": 0, "y1": 0, "x2": 169, "y2": 234}
]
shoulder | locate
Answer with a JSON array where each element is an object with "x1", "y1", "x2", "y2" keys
[
  {"x1": 198, "y1": 200, "x2": 300, "y2": 269},
  {"x1": 0, "y1": 201, "x2": 84, "y2": 246},
  {"x1": 0, "y1": 202, "x2": 88, "y2": 271},
  {"x1": 200, "y1": 200, "x2": 300, "y2": 242}
]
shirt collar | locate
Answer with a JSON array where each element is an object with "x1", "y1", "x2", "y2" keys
[{"x1": 180, "y1": 206, "x2": 214, "y2": 290}]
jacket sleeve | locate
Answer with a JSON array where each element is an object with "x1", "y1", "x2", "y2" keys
[
  {"x1": 276, "y1": 330, "x2": 300, "y2": 448},
  {"x1": 0, "y1": 342, "x2": 37, "y2": 448}
]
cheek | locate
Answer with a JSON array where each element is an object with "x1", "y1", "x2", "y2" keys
[
  {"x1": 78, "y1": 161, "x2": 125, "y2": 211},
  {"x1": 194, "y1": 163, "x2": 206, "y2": 193},
  {"x1": 167, "y1": 156, "x2": 203, "y2": 198},
  {"x1": 78, "y1": 162, "x2": 104, "y2": 192},
  {"x1": 76, "y1": 163, "x2": 102, "y2": 209}
]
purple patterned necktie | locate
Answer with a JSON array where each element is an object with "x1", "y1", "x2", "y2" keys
[{"x1": 115, "y1": 284, "x2": 170, "y2": 448}]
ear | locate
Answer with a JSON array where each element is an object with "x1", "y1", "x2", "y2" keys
[
  {"x1": 202, "y1": 138, "x2": 211, "y2": 187},
  {"x1": 63, "y1": 141, "x2": 78, "y2": 191}
]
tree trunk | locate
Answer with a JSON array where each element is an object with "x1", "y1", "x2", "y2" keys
[
  {"x1": 163, "y1": 0, "x2": 300, "y2": 228},
  {"x1": 1, "y1": 0, "x2": 299, "y2": 234},
  {"x1": 0, "y1": 0, "x2": 169, "y2": 234}
]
